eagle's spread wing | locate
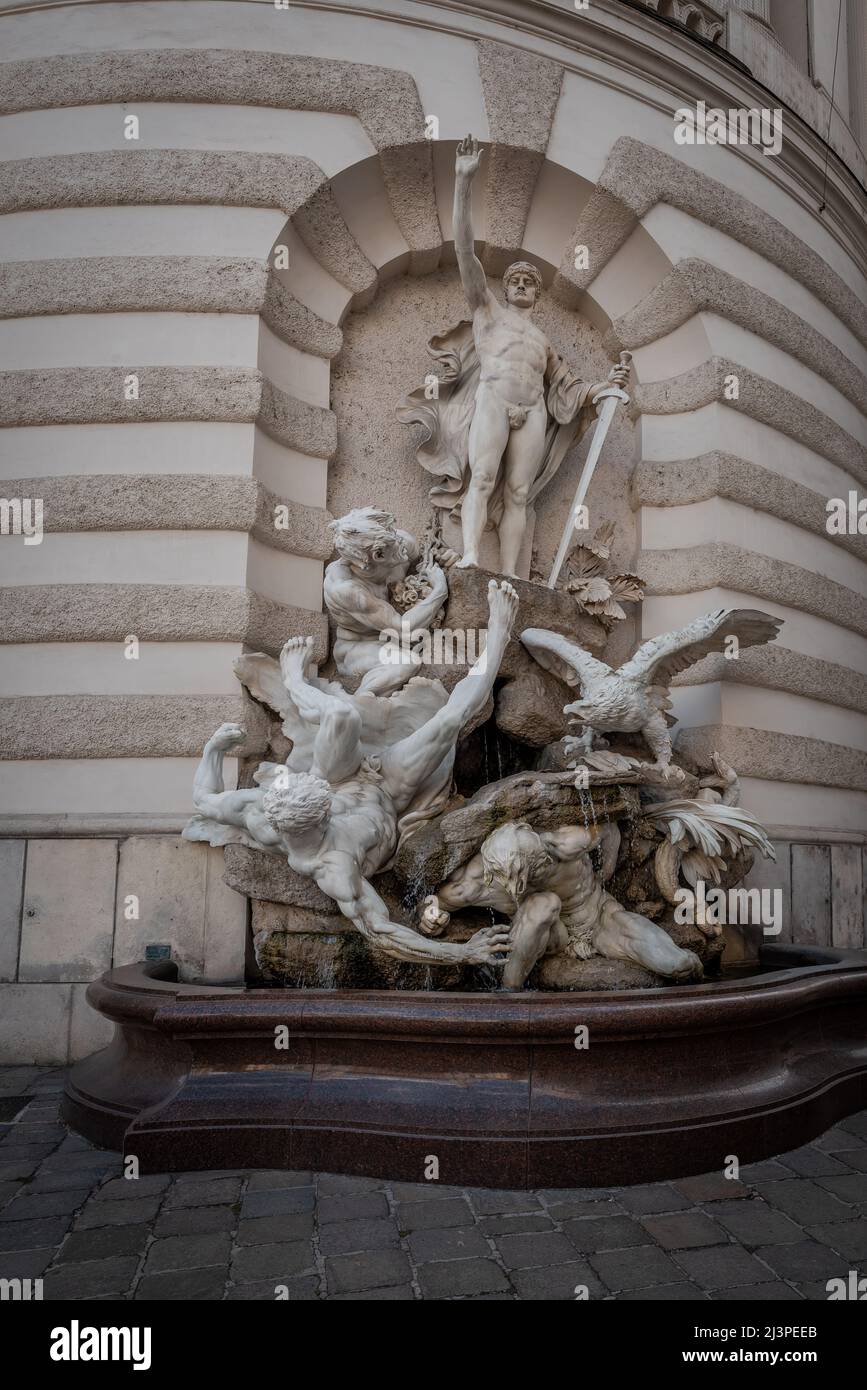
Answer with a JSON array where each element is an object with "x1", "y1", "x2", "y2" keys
[
  {"x1": 618, "y1": 609, "x2": 782, "y2": 691},
  {"x1": 520, "y1": 627, "x2": 613, "y2": 696}
]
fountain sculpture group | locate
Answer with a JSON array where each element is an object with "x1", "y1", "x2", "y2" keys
[
  {"x1": 186, "y1": 135, "x2": 780, "y2": 995},
  {"x1": 64, "y1": 138, "x2": 867, "y2": 1187}
]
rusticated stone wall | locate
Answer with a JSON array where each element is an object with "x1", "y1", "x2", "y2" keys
[{"x1": 0, "y1": 0, "x2": 864, "y2": 1058}]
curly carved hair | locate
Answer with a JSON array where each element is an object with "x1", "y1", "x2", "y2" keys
[
  {"x1": 480, "y1": 821, "x2": 550, "y2": 883},
  {"x1": 328, "y1": 507, "x2": 409, "y2": 570},
  {"x1": 261, "y1": 773, "x2": 332, "y2": 836}
]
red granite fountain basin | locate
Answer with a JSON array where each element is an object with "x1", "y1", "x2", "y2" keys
[{"x1": 63, "y1": 944, "x2": 867, "y2": 1188}]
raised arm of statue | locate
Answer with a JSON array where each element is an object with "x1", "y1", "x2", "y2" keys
[{"x1": 453, "y1": 134, "x2": 489, "y2": 312}]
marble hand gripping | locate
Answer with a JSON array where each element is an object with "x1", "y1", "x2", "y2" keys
[{"x1": 185, "y1": 581, "x2": 520, "y2": 969}]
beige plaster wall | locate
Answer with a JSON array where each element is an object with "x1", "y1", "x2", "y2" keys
[{"x1": 0, "y1": 0, "x2": 865, "y2": 1059}]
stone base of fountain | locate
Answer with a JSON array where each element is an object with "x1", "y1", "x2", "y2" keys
[{"x1": 63, "y1": 945, "x2": 867, "y2": 1187}]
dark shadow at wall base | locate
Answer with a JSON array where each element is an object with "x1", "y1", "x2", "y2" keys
[{"x1": 62, "y1": 948, "x2": 867, "y2": 1189}]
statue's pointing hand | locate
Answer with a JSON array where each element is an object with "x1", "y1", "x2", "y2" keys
[{"x1": 455, "y1": 133, "x2": 484, "y2": 179}]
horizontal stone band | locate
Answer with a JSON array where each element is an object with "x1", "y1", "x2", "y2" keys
[
  {"x1": 0, "y1": 585, "x2": 328, "y2": 657},
  {"x1": 0, "y1": 475, "x2": 334, "y2": 561},
  {"x1": 640, "y1": 543, "x2": 867, "y2": 638},
  {"x1": 676, "y1": 724, "x2": 867, "y2": 791},
  {"x1": 0, "y1": 257, "x2": 343, "y2": 359},
  {"x1": 632, "y1": 452, "x2": 867, "y2": 563},
  {"x1": 0, "y1": 694, "x2": 273, "y2": 760}
]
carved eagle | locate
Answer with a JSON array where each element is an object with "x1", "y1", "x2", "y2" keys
[{"x1": 521, "y1": 608, "x2": 783, "y2": 766}]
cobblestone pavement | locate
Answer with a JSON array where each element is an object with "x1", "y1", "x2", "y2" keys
[{"x1": 2, "y1": 1067, "x2": 867, "y2": 1301}]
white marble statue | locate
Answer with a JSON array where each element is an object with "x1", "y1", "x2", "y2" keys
[
  {"x1": 522, "y1": 608, "x2": 783, "y2": 769},
  {"x1": 397, "y1": 136, "x2": 629, "y2": 578},
  {"x1": 323, "y1": 507, "x2": 452, "y2": 695},
  {"x1": 420, "y1": 820, "x2": 704, "y2": 989},
  {"x1": 184, "y1": 581, "x2": 519, "y2": 968}
]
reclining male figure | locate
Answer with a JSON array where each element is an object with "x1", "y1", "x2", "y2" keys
[{"x1": 191, "y1": 580, "x2": 518, "y2": 968}]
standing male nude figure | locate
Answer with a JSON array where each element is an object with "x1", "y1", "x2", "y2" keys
[{"x1": 451, "y1": 135, "x2": 629, "y2": 576}]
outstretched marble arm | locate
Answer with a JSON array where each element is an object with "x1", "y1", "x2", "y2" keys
[{"x1": 316, "y1": 855, "x2": 510, "y2": 967}]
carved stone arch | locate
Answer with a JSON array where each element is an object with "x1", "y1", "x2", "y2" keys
[{"x1": 261, "y1": 141, "x2": 696, "y2": 584}]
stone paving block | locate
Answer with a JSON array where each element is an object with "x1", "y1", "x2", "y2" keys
[
  {"x1": 564, "y1": 1215, "x2": 652, "y2": 1253},
  {"x1": 589, "y1": 1245, "x2": 682, "y2": 1292},
  {"x1": 539, "y1": 1188, "x2": 615, "y2": 1203},
  {"x1": 245, "y1": 1171, "x2": 313, "y2": 1191},
  {"x1": 477, "y1": 1212, "x2": 555, "y2": 1236},
  {"x1": 752, "y1": 1239, "x2": 852, "y2": 1282},
  {"x1": 755, "y1": 1179, "x2": 855, "y2": 1224},
  {"x1": 74, "y1": 1196, "x2": 161, "y2": 1228},
  {"x1": 231, "y1": 1241, "x2": 315, "y2": 1282},
  {"x1": 617, "y1": 1283, "x2": 709, "y2": 1300},
  {"x1": 389, "y1": 1183, "x2": 465, "y2": 1202},
  {"x1": 508, "y1": 1260, "x2": 606, "y2": 1300},
  {"x1": 318, "y1": 1192, "x2": 389, "y2": 1223},
  {"x1": 711, "y1": 1282, "x2": 804, "y2": 1300},
  {"x1": 135, "y1": 1267, "x2": 227, "y2": 1300},
  {"x1": 672, "y1": 1174, "x2": 749, "y2": 1202},
  {"x1": 408, "y1": 1225, "x2": 490, "y2": 1263},
  {"x1": 317, "y1": 1174, "x2": 386, "y2": 1196},
  {"x1": 805, "y1": 1219, "x2": 867, "y2": 1260},
  {"x1": 495, "y1": 1231, "x2": 577, "y2": 1269},
  {"x1": 40, "y1": 1150, "x2": 122, "y2": 1174},
  {"x1": 0, "y1": 1187, "x2": 90, "y2": 1220},
  {"x1": 44, "y1": 1256, "x2": 139, "y2": 1300},
  {"x1": 0, "y1": 1247, "x2": 55, "y2": 1278},
  {"x1": 838, "y1": 1113, "x2": 867, "y2": 1141},
  {"x1": 0, "y1": 1144, "x2": 61, "y2": 1163},
  {"x1": 165, "y1": 1177, "x2": 242, "y2": 1208},
  {"x1": 144, "y1": 1233, "x2": 231, "y2": 1274},
  {"x1": 468, "y1": 1190, "x2": 543, "y2": 1216},
  {"x1": 711, "y1": 1203, "x2": 804, "y2": 1247},
  {"x1": 26, "y1": 1167, "x2": 113, "y2": 1193},
  {"x1": 738, "y1": 1160, "x2": 796, "y2": 1181},
  {"x1": 776, "y1": 1147, "x2": 852, "y2": 1178},
  {"x1": 154, "y1": 1205, "x2": 236, "y2": 1237},
  {"x1": 417, "y1": 1257, "x2": 510, "y2": 1299},
  {"x1": 0, "y1": 1216, "x2": 71, "y2": 1251},
  {"x1": 4, "y1": 1123, "x2": 66, "y2": 1145},
  {"x1": 93, "y1": 1174, "x2": 171, "y2": 1200},
  {"x1": 396, "y1": 1197, "x2": 471, "y2": 1231},
  {"x1": 236, "y1": 1213, "x2": 313, "y2": 1246},
  {"x1": 57, "y1": 1224, "x2": 150, "y2": 1264},
  {"x1": 544, "y1": 1198, "x2": 626, "y2": 1221},
  {"x1": 329, "y1": 1284, "x2": 415, "y2": 1300},
  {"x1": 639, "y1": 1212, "x2": 726, "y2": 1249},
  {"x1": 325, "y1": 1248, "x2": 412, "y2": 1295},
  {"x1": 813, "y1": 1126, "x2": 863, "y2": 1152},
  {"x1": 816, "y1": 1172, "x2": 867, "y2": 1204},
  {"x1": 0, "y1": 1182, "x2": 20, "y2": 1208},
  {"x1": 829, "y1": 1148, "x2": 867, "y2": 1171},
  {"x1": 672, "y1": 1245, "x2": 775, "y2": 1290},
  {"x1": 318, "y1": 1218, "x2": 399, "y2": 1256},
  {"x1": 0, "y1": 1162, "x2": 37, "y2": 1182},
  {"x1": 240, "y1": 1187, "x2": 314, "y2": 1218},
  {"x1": 229, "y1": 1276, "x2": 319, "y2": 1300}
]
